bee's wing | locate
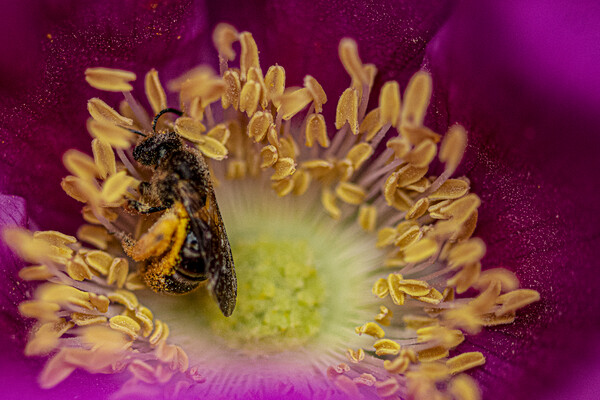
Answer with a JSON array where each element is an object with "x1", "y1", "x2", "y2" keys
[{"x1": 177, "y1": 181, "x2": 237, "y2": 317}]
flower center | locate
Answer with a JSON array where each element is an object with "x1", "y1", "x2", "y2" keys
[{"x1": 207, "y1": 236, "x2": 324, "y2": 351}]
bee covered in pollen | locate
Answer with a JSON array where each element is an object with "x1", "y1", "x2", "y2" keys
[{"x1": 121, "y1": 108, "x2": 237, "y2": 317}]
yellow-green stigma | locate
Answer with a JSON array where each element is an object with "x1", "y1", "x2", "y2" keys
[{"x1": 208, "y1": 238, "x2": 324, "y2": 351}]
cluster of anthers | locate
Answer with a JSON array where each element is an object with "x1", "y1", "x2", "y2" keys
[{"x1": 3, "y1": 23, "x2": 540, "y2": 399}]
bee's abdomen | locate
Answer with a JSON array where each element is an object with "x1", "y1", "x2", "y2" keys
[{"x1": 176, "y1": 229, "x2": 208, "y2": 281}]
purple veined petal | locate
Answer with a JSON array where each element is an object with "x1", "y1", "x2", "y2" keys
[{"x1": 425, "y1": 0, "x2": 600, "y2": 399}]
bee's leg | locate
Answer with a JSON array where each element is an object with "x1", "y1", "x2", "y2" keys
[
  {"x1": 127, "y1": 199, "x2": 167, "y2": 214},
  {"x1": 122, "y1": 212, "x2": 180, "y2": 261}
]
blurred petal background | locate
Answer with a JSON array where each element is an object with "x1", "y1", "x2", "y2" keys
[{"x1": 0, "y1": 0, "x2": 598, "y2": 399}]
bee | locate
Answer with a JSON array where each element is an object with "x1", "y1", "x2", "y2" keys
[{"x1": 121, "y1": 108, "x2": 236, "y2": 317}]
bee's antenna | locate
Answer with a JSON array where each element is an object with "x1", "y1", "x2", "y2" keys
[
  {"x1": 152, "y1": 108, "x2": 183, "y2": 133},
  {"x1": 124, "y1": 128, "x2": 147, "y2": 137}
]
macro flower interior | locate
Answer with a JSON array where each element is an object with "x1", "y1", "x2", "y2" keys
[{"x1": 0, "y1": 1, "x2": 599, "y2": 400}]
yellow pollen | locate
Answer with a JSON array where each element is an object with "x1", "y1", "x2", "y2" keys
[
  {"x1": 360, "y1": 108, "x2": 384, "y2": 141},
  {"x1": 387, "y1": 273, "x2": 406, "y2": 305},
  {"x1": 66, "y1": 257, "x2": 94, "y2": 281}
]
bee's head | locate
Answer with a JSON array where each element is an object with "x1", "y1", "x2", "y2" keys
[{"x1": 133, "y1": 132, "x2": 182, "y2": 166}]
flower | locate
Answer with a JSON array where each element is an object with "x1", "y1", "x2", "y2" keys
[{"x1": 0, "y1": 1, "x2": 598, "y2": 400}]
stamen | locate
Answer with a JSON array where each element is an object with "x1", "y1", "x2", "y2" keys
[
  {"x1": 401, "y1": 71, "x2": 432, "y2": 127},
  {"x1": 374, "y1": 377, "x2": 400, "y2": 397},
  {"x1": 495, "y1": 289, "x2": 541, "y2": 316},
  {"x1": 174, "y1": 117, "x2": 207, "y2": 142},
  {"x1": 338, "y1": 38, "x2": 368, "y2": 86},
  {"x1": 379, "y1": 81, "x2": 401, "y2": 127},
  {"x1": 92, "y1": 138, "x2": 116, "y2": 179},
  {"x1": 248, "y1": 111, "x2": 273, "y2": 142},
  {"x1": 355, "y1": 322, "x2": 385, "y2": 338},
  {"x1": 63, "y1": 149, "x2": 99, "y2": 181},
  {"x1": 346, "y1": 348, "x2": 365, "y2": 363},
  {"x1": 85, "y1": 68, "x2": 136, "y2": 92},
  {"x1": 222, "y1": 70, "x2": 241, "y2": 110},
  {"x1": 448, "y1": 374, "x2": 481, "y2": 400},
  {"x1": 265, "y1": 66, "x2": 286, "y2": 108},
  {"x1": 239, "y1": 32, "x2": 260, "y2": 81},
  {"x1": 304, "y1": 75, "x2": 328, "y2": 113},
  {"x1": 305, "y1": 114, "x2": 329, "y2": 148},
  {"x1": 213, "y1": 23, "x2": 239, "y2": 62},
  {"x1": 87, "y1": 98, "x2": 133, "y2": 126},
  {"x1": 145, "y1": 69, "x2": 168, "y2": 115},
  {"x1": 358, "y1": 205, "x2": 377, "y2": 232},
  {"x1": 373, "y1": 339, "x2": 401, "y2": 356},
  {"x1": 109, "y1": 315, "x2": 141, "y2": 339},
  {"x1": 446, "y1": 352, "x2": 486, "y2": 374},
  {"x1": 335, "y1": 88, "x2": 359, "y2": 135},
  {"x1": 100, "y1": 171, "x2": 137, "y2": 204},
  {"x1": 280, "y1": 88, "x2": 313, "y2": 120},
  {"x1": 239, "y1": 80, "x2": 261, "y2": 116},
  {"x1": 87, "y1": 119, "x2": 135, "y2": 149}
]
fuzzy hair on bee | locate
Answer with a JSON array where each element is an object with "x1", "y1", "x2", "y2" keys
[{"x1": 121, "y1": 109, "x2": 237, "y2": 317}]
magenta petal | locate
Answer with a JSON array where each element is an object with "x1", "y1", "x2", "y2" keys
[{"x1": 426, "y1": 1, "x2": 600, "y2": 399}]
